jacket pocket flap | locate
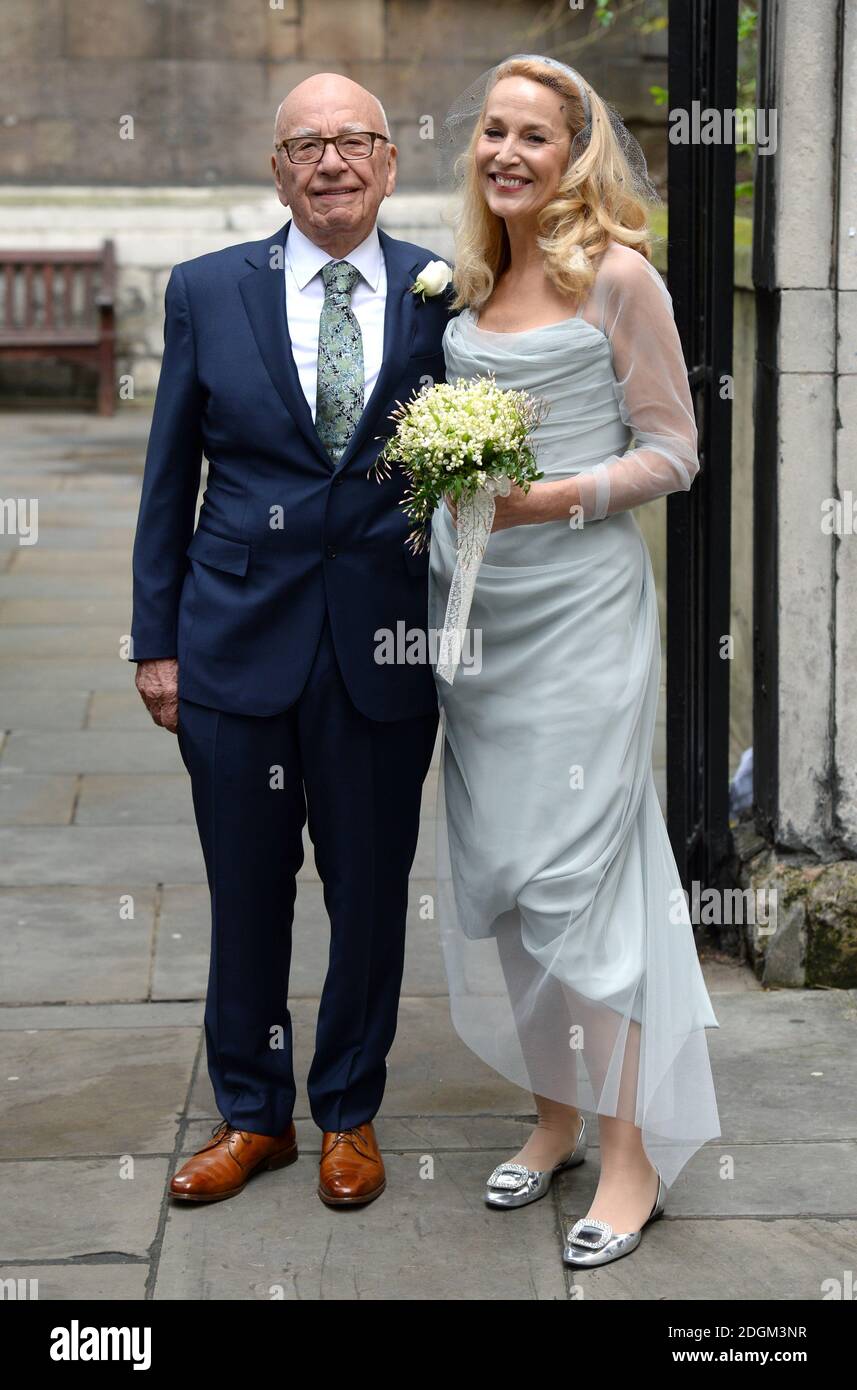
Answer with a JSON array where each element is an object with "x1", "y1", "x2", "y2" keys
[{"x1": 187, "y1": 527, "x2": 250, "y2": 576}]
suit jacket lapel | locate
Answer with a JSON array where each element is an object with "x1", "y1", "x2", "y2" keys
[
  {"x1": 238, "y1": 220, "x2": 331, "y2": 468},
  {"x1": 238, "y1": 220, "x2": 425, "y2": 473}
]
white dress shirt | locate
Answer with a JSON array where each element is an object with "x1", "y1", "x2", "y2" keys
[{"x1": 283, "y1": 218, "x2": 387, "y2": 423}]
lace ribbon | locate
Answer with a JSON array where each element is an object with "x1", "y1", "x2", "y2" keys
[{"x1": 436, "y1": 474, "x2": 510, "y2": 685}]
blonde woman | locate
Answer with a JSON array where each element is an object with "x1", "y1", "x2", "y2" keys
[{"x1": 428, "y1": 54, "x2": 721, "y2": 1269}]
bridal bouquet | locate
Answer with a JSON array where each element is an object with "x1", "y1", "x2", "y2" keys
[{"x1": 371, "y1": 375, "x2": 547, "y2": 684}]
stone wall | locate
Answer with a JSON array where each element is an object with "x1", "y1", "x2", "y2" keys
[{"x1": 0, "y1": 0, "x2": 668, "y2": 189}]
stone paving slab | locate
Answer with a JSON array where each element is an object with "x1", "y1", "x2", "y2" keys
[
  {"x1": 693, "y1": 956, "x2": 763, "y2": 993},
  {"x1": 701, "y1": 990, "x2": 857, "y2": 1141},
  {"x1": 75, "y1": 773, "x2": 196, "y2": 826},
  {"x1": 0, "y1": 690, "x2": 90, "y2": 729},
  {"x1": 0, "y1": 473, "x2": 138, "y2": 494},
  {"x1": 0, "y1": 625, "x2": 126, "y2": 657},
  {"x1": 0, "y1": 575, "x2": 131, "y2": 599},
  {"x1": 5, "y1": 488, "x2": 142, "y2": 511},
  {"x1": 0, "y1": 528, "x2": 135, "y2": 553},
  {"x1": 5, "y1": 549, "x2": 132, "y2": 574},
  {"x1": 0, "y1": 1024, "x2": 199, "y2": 1157},
  {"x1": 0, "y1": 828, "x2": 206, "y2": 885},
  {"x1": 0, "y1": 599, "x2": 132, "y2": 626},
  {"x1": 0, "y1": 1264, "x2": 149, "y2": 1300},
  {"x1": 10, "y1": 472, "x2": 144, "y2": 490},
  {"x1": 0, "y1": 657, "x2": 135, "y2": 691},
  {"x1": 87, "y1": 691, "x2": 152, "y2": 728},
  {"x1": 0, "y1": 730, "x2": 185, "y2": 774},
  {"x1": 151, "y1": 884, "x2": 212, "y2": 1002},
  {"x1": 0, "y1": 886, "x2": 156, "y2": 1005},
  {"x1": 0, "y1": 1002, "x2": 204, "y2": 1032},
  {"x1": 27, "y1": 508, "x2": 141, "y2": 529},
  {"x1": 0, "y1": 1158, "x2": 171, "y2": 1262},
  {"x1": 0, "y1": 772, "x2": 78, "y2": 825}
]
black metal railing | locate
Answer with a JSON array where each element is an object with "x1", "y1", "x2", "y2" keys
[{"x1": 666, "y1": 0, "x2": 738, "y2": 891}]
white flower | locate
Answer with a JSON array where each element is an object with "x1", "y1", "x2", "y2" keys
[{"x1": 411, "y1": 259, "x2": 452, "y2": 300}]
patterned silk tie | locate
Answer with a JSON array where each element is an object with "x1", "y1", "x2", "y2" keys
[{"x1": 315, "y1": 260, "x2": 365, "y2": 465}]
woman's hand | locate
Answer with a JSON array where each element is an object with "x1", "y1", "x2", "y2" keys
[
  {"x1": 445, "y1": 479, "x2": 582, "y2": 532},
  {"x1": 488, "y1": 484, "x2": 540, "y2": 532}
]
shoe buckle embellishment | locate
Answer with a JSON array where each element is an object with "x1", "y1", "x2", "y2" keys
[
  {"x1": 568, "y1": 1217, "x2": 613, "y2": 1250},
  {"x1": 487, "y1": 1162, "x2": 532, "y2": 1190}
]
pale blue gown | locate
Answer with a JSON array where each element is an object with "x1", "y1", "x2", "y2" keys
[{"x1": 428, "y1": 241, "x2": 721, "y2": 1189}]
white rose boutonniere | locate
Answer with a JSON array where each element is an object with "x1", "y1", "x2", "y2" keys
[{"x1": 411, "y1": 259, "x2": 452, "y2": 301}]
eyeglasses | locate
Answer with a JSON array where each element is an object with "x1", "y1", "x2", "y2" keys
[{"x1": 275, "y1": 131, "x2": 389, "y2": 164}]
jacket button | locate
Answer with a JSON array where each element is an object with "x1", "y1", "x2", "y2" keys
[
  {"x1": 326, "y1": 545, "x2": 337, "y2": 558},
  {"x1": 332, "y1": 475, "x2": 344, "y2": 487}
]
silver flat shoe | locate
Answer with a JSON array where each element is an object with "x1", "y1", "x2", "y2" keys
[
  {"x1": 562, "y1": 1168, "x2": 666, "y2": 1268},
  {"x1": 484, "y1": 1115, "x2": 587, "y2": 1209}
]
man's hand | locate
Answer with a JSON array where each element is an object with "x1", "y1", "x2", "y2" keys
[{"x1": 136, "y1": 658, "x2": 180, "y2": 734}]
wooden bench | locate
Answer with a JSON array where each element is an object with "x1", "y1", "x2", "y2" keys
[{"x1": 0, "y1": 241, "x2": 116, "y2": 414}]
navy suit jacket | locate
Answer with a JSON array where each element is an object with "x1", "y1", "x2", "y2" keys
[{"x1": 130, "y1": 218, "x2": 456, "y2": 721}]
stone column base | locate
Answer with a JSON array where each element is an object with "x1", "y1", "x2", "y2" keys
[{"x1": 730, "y1": 822, "x2": 857, "y2": 988}]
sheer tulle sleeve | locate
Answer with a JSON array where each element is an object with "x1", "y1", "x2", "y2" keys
[{"x1": 574, "y1": 246, "x2": 700, "y2": 521}]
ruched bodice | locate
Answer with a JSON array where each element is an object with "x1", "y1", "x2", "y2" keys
[{"x1": 434, "y1": 307, "x2": 635, "y2": 567}]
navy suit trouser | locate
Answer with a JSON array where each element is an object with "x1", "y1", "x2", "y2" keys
[{"x1": 176, "y1": 613, "x2": 438, "y2": 1136}]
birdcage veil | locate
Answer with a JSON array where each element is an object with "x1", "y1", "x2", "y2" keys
[{"x1": 435, "y1": 52, "x2": 661, "y2": 206}]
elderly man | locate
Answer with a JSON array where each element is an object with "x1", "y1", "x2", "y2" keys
[{"x1": 131, "y1": 74, "x2": 453, "y2": 1207}]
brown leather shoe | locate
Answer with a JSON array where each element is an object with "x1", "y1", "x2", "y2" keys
[
  {"x1": 318, "y1": 1122, "x2": 386, "y2": 1207},
  {"x1": 169, "y1": 1118, "x2": 298, "y2": 1203}
]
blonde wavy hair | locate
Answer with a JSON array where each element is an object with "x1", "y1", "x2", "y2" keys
[{"x1": 449, "y1": 57, "x2": 654, "y2": 311}]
